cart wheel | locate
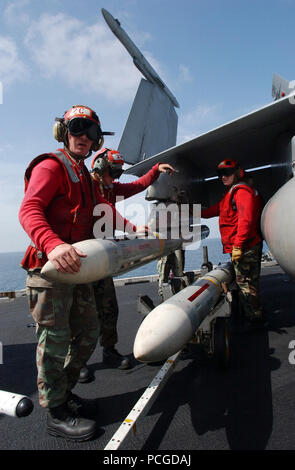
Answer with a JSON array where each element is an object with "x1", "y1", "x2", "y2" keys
[{"x1": 213, "y1": 317, "x2": 231, "y2": 369}]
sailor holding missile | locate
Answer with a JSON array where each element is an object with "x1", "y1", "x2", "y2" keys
[
  {"x1": 76, "y1": 149, "x2": 175, "y2": 381},
  {"x1": 18, "y1": 105, "x2": 141, "y2": 442},
  {"x1": 201, "y1": 159, "x2": 265, "y2": 330}
]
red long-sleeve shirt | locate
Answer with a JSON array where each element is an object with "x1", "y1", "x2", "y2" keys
[
  {"x1": 99, "y1": 163, "x2": 161, "y2": 204},
  {"x1": 19, "y1": 155, "x2": 135, "y2": 269},
  {"x1": 202, "y1": 183, "x2": 263, "y2": 253}
]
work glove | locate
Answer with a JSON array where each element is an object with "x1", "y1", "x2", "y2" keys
[{"x1": 232, "y1": 246, "x2": 243, "y2": 262}]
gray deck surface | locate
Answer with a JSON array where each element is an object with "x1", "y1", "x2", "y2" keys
[{"x1": 0, "y1": 264, "x2": 295, "y2": 451}]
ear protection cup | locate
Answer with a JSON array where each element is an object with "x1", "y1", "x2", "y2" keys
[
  {"x1": 92, "y1": 154, "x2": 109, "y2": 174},
  {"x1": 96, "y1": 157, "x2": 108, "y2": 172},
  {"x1": 53, "y1": 120, "x2": 67, "y2": 143},
  {"x1": 91, "y1": 136, "x2": 104, "y2": 152}
]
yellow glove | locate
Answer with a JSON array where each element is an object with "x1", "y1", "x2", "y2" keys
[{"x1": 232, "y1": 246, "x2": 243, "y2": 262}]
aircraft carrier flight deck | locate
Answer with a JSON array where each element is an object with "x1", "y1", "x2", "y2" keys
[{"x1": 0, "y1": 262, "x2": 295, "y2": 451}]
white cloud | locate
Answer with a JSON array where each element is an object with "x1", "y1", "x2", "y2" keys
[
  {"x1": 0, "y1": 143, "x2": 13, "y2": 154},
  {"x1": 24, "y1": 13, "x2": 142, "y2": 102},
  {"x1": 177, "y1": 104, "x2": 221, "y2": 144},
  {"x1": 4, "y1": 0, "x2": 31, "y2": 25},
  {"x1": 0, "y1": 36, "x2": 29, "y2": 86},
  {"x1": 178, "y1": 64, "x2": 193, "y2": 83}
]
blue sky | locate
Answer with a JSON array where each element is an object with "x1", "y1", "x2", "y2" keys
[{"x1": 0, "y1": 0, "x2": 294, "y2": 252}]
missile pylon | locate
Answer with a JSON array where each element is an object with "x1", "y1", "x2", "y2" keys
[
  {"x1": 133, "y1": 263, "x2": 234, "y2": 363},
  {"x1": 0, "y1": 390, "x2": 34, "y2": 418},
  {"x1": 101, "y1": 8, "x2": 179, "y2": 108}
]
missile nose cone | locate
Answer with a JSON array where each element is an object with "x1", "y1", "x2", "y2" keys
[
  {"x1": 41, "y1": 239, "x2": 110, "y2": 284},
  {"x1": 133, "y1": 304, "x2": 193, "y2": 363},
  {"x1": 101, "y1": 8, "x2": 110, "y2": 21},
  {"x1": 101, "y1": 8, "x2": 119, "y2": 28},
  {"x1": 16, "y1": 397, "x2": 34, "y2": 418},
  {"x1": 40, "y1": 261, "x2": 55, "y2": 279}
]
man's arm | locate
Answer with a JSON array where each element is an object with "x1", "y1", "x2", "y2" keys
[
  {"x1": 114, "y1": 163, "x2": 175, "y2": 199},
  {"x1": 201, "y1": 202, "x2": 220, "y2": 219},
  {"x1": 19, "y1": 160, "x2": 86, "y2": 274},
  {"x1": 19, "y1": 160, "x2": 66, "y2": 254},
  {"x1": 95, "y1": 191, "x2": 137, "y2": 234},
  {"x1": 233, "y1": 189, "x2": 256, "y2": 249}
]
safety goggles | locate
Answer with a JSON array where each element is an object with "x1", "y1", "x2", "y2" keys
[
  {"x1": 109, "y1": 165, "x2": 123, "y2": 179},
  {"x1": 217, "y1": 168, "x2": 236, "y2": 178},
  {"x1": 67, "y1": 118, "x2": 101, "y2": 141}
]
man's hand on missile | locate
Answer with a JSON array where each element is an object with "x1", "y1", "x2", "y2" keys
[
  {"x1": 158, "y1": 163, "x2": 177, "y2": 175},
  {"x1": 135, "y1": 224, "x2": 152, "y2": 236},
  {"x1": 232, "y1": 246, "x2": 243, "y2": 262},
  {"x1": 124, "y1": 223, "x2": 151, "y2": 237},
  {"x1": 48, "y1": 243, "x2": 87, "y2": 274}
]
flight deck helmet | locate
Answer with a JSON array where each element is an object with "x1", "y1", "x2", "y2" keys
[
  {"x1": 217, "y1": 159, "x2": 245, "y2": 179},
  {"x1": 91, "y1": 148, "x2": 124, "y2": 179},
  {"x1": 53, "y1": 105, "x2": 114, "y2": 152}
]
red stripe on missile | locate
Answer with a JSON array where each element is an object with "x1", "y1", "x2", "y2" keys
[{"x1": 188, "y1": 283, "x2": 210, "y2": 302}]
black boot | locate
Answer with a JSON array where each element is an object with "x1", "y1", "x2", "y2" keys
[
  {"x1": 67, "y1": 392, "x2": 98, "y2": 419},
  {"x1": 47, "y1": 402, "x2": 97, "y2": 442},
  {"x1": 234, "y1": 316, "x2": 268, "y2": 333},
  {"x1": 78, "y1": 364, "x2": 93, "y2": 383},
  {"x1": 67, "y1": 392, "x2": 88, "y2": 415},
  {"x1": 103, "y1": 347, "x2": 131, "y2": 370},
  {"x1": 179, "y1": 345, "x2": 191, "y2": 360}
]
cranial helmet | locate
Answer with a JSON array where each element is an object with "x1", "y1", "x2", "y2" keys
[
  {"x1": 91, "y1": 148, "x2": 124, "y2": 179},
  {"x1": 53, "y1": 105, "x2": 114, "y2": 152},
  {"x1": 217, "y1": 159, "x2": 245, "y2": 179}
]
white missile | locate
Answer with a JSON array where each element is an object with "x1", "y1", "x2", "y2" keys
[
  {"x1": 133, "y1": 263, "x2": 234, "y2": 363},
  {"x1": 41, "y1": 235, "x2": 182, "y2": 285},
  {"x1": 101, "y1": 8, "x2": 180, "y2": 108},
  {"x1": 261, "y1": 176, "x2": 295, "y2": 278},
  {"x1": 0, "y1": 390, "x2": 34, "y2": 418}
]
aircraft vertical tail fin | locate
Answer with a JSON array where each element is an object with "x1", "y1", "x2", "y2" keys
[{"x1": 118, "y1": 78, "x2": 178, "y2": 165}]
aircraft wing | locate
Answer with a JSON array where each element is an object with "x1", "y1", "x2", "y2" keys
[{"x1": 124, "y1": 93, "x2": 295, "y2": 206}]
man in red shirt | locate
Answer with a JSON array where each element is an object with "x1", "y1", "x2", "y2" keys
[
  {"x1": 77, "y1": 149, "x2": 175, "y2": 379},
  {"x1": 202, "y1": 159, "x2": 264, "y2": 329},
  {"x1": 19, "y1": 106, "x2": 139, "y2": 441}
]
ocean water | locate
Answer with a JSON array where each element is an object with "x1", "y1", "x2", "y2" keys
[{"x1": 0, "y1": 238, "x2": 268, "y2": 292}]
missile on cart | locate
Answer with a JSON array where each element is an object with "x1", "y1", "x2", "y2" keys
[
  {"x1": 41, "y1": 235, "x2": 182, "y2": 285},
  {"x1": 0, "y1": 390, "x2": 34, "y2": 418},
  {"x1": 133, "y1": 263, "x2": 234, "y2": 363}
]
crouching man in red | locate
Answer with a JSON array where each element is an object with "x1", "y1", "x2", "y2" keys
[
  {"x1": 202, "y1": 159, "x2": 265, "y2": 330},
  {"x1": 75, "y1": 148, "x2": 175, "y2": 378},
  {"x1": 19, "y1": 105, "x2": 138, "y2": 442}
]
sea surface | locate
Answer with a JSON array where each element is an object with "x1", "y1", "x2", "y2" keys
[{"x1": 0, "y1": 238, "x2": 268, "y2": 292}]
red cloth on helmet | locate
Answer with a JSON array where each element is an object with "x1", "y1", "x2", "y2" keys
[
  {"x1": 19, "y1": 150, "x2": 135, "y2": 270},
  {"x1": 201, "y1": 182, "x2": 263, "y2": 253}
]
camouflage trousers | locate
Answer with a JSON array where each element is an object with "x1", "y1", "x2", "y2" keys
[
  {"x1": 232, "y1": 243, "x2": 263, "y2": 320},
  {"x1": 157, "y1": 249, "x2": 185, "y2": 297},
  {"x1": 92, "y1": 277, "x2": 119, "y2": 348},
  {"x1": 26, "y1": 271, "x2": 99, "y2": 409}
]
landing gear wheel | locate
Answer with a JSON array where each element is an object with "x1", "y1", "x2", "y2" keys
[{"x1": 213, "y1": 317, "x2": 231, "y2": 369}]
